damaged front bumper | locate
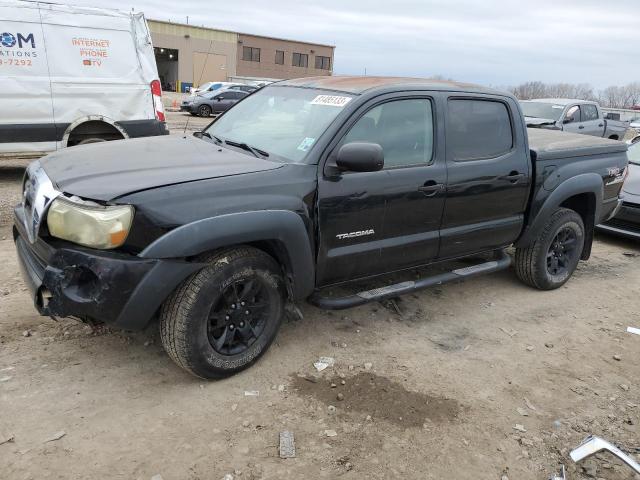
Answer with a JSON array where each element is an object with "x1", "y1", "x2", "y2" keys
[{"x1": 13, "y1": 205, "x2": 201, "y2": 330}]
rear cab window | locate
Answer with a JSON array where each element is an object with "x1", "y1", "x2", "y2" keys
[{"x1": 447, "y1": 98, "x2": 514, "y2": 161}]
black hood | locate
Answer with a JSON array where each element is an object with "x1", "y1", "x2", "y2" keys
[{"x1": 40, "y1": 135, "x2": 283, "y2": 201}]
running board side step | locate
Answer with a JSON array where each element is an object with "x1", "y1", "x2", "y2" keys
[{"x1": 308, "y1": 250, "x2": 511, "y2": 310}]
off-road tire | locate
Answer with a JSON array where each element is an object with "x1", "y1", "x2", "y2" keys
[
  {"x1": 514, "y1": 208, "x2": 585, "y2": 290},
  {"x1": 197, "y1": 104, "x2": 212, "y2": 117},
  {"x1": 159, "y1": 246, "x2": 285, "y2": 379}
]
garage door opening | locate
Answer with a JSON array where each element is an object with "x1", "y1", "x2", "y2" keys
[{"x1": 154, "y1": 47, "x2": 179, "y2": 92}]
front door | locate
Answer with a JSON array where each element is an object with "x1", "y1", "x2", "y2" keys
[
  {"x1": 562, "y1": 104, "x2": 583, "y2": 134},
  {"x1": 440, "y1": 96, "x2": 531, "y2": 259},
  {"x1": 316, "y1": 96, "x2": 446, "y2": 286}
]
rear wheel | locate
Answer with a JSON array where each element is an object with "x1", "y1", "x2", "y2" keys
[
  {"x1": 197, "y1": 104, "x2": 212, "y2": 117},
  {"x1": 159, "y1": 246, "x2": 285, "y2": 379},
  {"x1": 77, "y1": 138, "x2": 107, "y2": 145},
  {"x1": 515, "y1": 208, "x2": 585, "y2": 290}
]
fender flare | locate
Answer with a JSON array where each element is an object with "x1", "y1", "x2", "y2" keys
[
  {"x1": 62, "y1": 115, "x2": 129, "y2": 147},
  {"x1": 516, "y1": 173, "x2": 603, "y2": 248},
  {"x1": 139, "y1": 210, "x2": 315, "y2": 301}
]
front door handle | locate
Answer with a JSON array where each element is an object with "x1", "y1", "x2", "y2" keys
[
  {"x1": 579, "y1": 125, "x2": 585, "y2": 129},
  {"x1": 598, "y1": 123, "x2": 604, "y2": 127},
  {"x1": 500, "y1": 172, "x2": 525, "y2": 183},
  {"x1": 418, "y1": 181, "x2": 444, "y2": 197}
]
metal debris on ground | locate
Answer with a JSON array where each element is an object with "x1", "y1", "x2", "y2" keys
[
  {"x1": 313, "y1": 356, "x2": 335, "y2": 372},
  {"x1": 513, "y1": 424, "x2": 527, "y2": 432},
  {"x1": 0, "y1": 433, "x2": 15, "y2": 445},
  {"x1": 570, "y1": 435, "x2": 640, "y2": 474},
  {"x1": 627, "y1": 326, "x2": 640, "y2": 336},
  {"x1": 324, "y1": 429, "x2": 337, "y2": 437},
  {"x1": 548, "y1": 464, "x2": 565, "y2": 480},
  {"x1": 244, "y1": 390, "x2": 259, "y2": 396},
  {"x1": 279, "y1": 430, "x2": 296, "y2": 458},
  {"x1": 44, "y1": 430, "x2": 66, "y2": 443}
]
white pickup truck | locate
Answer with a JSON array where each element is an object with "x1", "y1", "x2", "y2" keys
[{"x1": 521, "y1": 98, "x2": 628, "y2": 140}]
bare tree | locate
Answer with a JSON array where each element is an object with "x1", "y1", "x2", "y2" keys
[{"x1": 510, "y1": 81, "x2": 638, "y2": 108}]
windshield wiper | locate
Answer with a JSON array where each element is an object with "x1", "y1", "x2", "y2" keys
[{"x1": 224, "y1": 139, "x2": 269, "y2": 158}]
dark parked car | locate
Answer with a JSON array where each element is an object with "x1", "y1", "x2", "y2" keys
[
  {"x1": 14, "y1": 77, "x2": 628, "y2": 379},
  {"x1": 598, "y1": 140, "x2": 640, "y2": 239},
  {"x1": 181, "y1": 89, "x2": 249, "y2": 117}
]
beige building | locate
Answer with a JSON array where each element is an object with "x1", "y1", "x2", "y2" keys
[{"x1": 147, "y1": 20, "x2": 334, "y2": 93}]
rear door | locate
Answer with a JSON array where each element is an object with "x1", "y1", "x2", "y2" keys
[
  {"x1": 38, "y1": 3, "x2": 154, "y2": 144},
  {"x1": 316, "y1": 94, "x2": 446, "y2": 285},
  {"x1": 0, "y1": 2, "x2": 55, "y2": 154},
  {"x1": 213, "y1": 91, "x2": 239, "y2": 112},
  {"x1": 439, "y1": 95, "x2": 530, "y2": 259},
  {"x1": 580, "y1": 104, "x2": 605, "y2": 136}
]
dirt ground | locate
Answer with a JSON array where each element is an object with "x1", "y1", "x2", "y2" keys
[{"x1": 1, "y1": 112, "x2": 639, "y2": 480}]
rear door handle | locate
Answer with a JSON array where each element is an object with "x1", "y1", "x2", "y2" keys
[
  {"x1": 418, "y1": 182, "x2": 444, "y2": 196},
  {"x1": 500, "y1": 172, "x2": 525, "y2": 183},
  {"x1": 598, "y1": 123, "x2": 604, "y2": 127},
  {"x1": 578, "y1": 125, "x2": 585, "y2": 129}
]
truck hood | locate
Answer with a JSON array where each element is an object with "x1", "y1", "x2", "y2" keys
[
  {"x1": 40, "y1": 135, "x2": 284, "y2": 201},
  {"x1": 525, "y1": 116, "x2": 558, "y2": 128}
]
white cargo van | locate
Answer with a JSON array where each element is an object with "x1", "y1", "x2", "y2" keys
[{"x1": 0, "y1": 0, "x2": 168, "y2": 157}]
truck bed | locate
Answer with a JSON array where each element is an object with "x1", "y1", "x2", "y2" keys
[{"x1": 528, "y1": 128, "x2": 628, "y2": 161}]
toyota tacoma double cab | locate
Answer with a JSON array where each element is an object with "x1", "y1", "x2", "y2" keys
[{"x1": 14, "y1": 77, "x2": 629, "y2": 379}]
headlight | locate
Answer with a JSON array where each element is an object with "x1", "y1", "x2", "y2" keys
[{"x1": 47, "y1": 197, "x2": 134, "y2": 249}]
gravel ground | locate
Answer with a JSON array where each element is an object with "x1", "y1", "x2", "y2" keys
[{"x1": 1, "y1": 115, "x2": 639, "y2": 479}]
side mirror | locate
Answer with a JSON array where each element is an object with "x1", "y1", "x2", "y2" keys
[
  {"x1": 563, "y1": 117, "x2": 573, "y2": 124},
  {"x1": 193, "y1": 131, "x2": 204, "y2": 138},
  {"x1": 336, "y1": 142, "x2": 384, "y2": 172},
  {"x1": 217, "y1": 96, "x2": 224, "y2": 101}
]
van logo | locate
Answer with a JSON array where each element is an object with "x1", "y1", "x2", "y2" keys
[
  {"x1": 336, "y1": 229, "x2": 375, "y2": 240},
  {"x1": 0, "y1": 32, "x2": 36, "y2": 48}
]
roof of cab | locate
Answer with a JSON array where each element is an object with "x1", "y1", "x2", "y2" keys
[{"x1": 277, "y1": 76, "x2": 506, "y2": 96}]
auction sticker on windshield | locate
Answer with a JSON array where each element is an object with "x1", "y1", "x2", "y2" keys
[
  {"x1": 297, "y1": 137, "x2": 315, "y2": 152},
  {"x1": 310, "y1": 95, "x2": 352, "y2": 107}
]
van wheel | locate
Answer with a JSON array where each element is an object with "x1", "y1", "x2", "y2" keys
[
  {"x1": 197, "y1": 105, "x2": 212, "y2": 117},
  {"x1": 159, "y1": 246, "x2": 285, "y2": 379},
  {"x1": 514, "y1": 208, "x2": 584, "y2": 290}
]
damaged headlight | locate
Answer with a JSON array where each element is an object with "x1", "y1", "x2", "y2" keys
[{"x1": 47, "y1": 197, "x2": 134, "y2": 249}]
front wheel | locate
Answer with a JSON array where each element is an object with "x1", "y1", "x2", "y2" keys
[
  {"x1": 514, "y1": 208, "x2": 585, "y2": 290},
  {"x1": 197, "y1": 104, "x2": 212, "y2": 117},
  {"x1": 160, "y1": 246, "x2": 285, "y2": 379}
]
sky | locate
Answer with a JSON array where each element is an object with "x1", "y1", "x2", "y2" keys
[{"x1": 71, "y1": 0, "x2": 638, "y2": 90}]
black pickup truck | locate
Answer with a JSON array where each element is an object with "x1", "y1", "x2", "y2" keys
[{"x1": 14, "y1": 77, "x2": 628, "y2": 378}]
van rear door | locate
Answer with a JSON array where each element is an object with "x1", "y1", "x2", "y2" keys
[
  {"x1": 0, "y1": 1, "x2": 55, "y2": 155},
  {"x1": 38, "y1": 3, "x2": 155, "y2": 145}
]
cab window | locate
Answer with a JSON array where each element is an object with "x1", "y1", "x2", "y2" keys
[
  {"x1": 342, "y1": 98, "x2": 434, "y2": 168},
  {"x1": 447, "y1": 99, "x2": 513, "y2": 161}
]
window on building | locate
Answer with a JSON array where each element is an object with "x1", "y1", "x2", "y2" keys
[
  {"x1": 447, "y1": 99, "x2": 513, "y2": 161},
  {"x1": 315, "y1": 55, "x2": 331, "y2": 70},
  {"x1": 275, "y1": 50, "x2": 285, "y2": 65},
  {"x1": 242, "y1": 46, "x2": 260, "y2": 62},
  {"x1": 342, "y1": 99, "x2": 434, "y2": 168},
  {"x1": 292, "y1": 52, "x2": 308, "y2": 68}
]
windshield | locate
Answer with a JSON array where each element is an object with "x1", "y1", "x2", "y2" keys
[
  {"x1": 520, "y1": 102, "x2": 565, "y2": 121},
  {"x1": 205, "y1": 86, "x2": 354, "y2": 163},
  {"x1": 629, "y1": 142, "x2": 640, "y2": 165}
]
